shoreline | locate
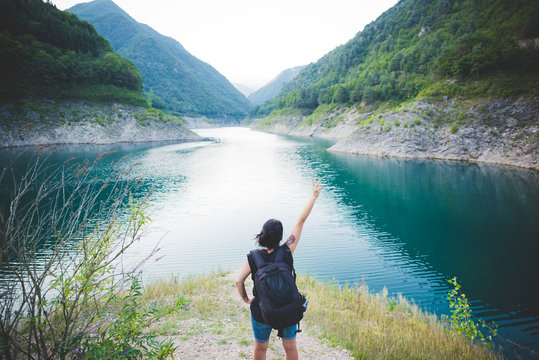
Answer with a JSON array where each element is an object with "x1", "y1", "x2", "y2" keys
[
  {"x1": 0, "y1": 136, "x2": 205, "y2": 149},
  {"x1": 0, "y1": 101, "x2": 201, "y2": 148},
  {"x1": 327, "y1": 146, "x2": 539, "y2": 172},
  {"x1": 249, "y1": 98, "x2": 539, "y2": 171}
]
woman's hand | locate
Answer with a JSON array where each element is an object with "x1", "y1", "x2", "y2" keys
[{"x1": 312, "y1": 178, "x2": 323, "y2": 198}]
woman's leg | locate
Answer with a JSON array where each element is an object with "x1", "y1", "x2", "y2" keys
[
  {"x1": 282, "y1": 338, "x2": 298, "y2": 360},
  {"x1": 251, "y1": 316, "x2": 271, "y2": 360},
  {"x1": 254, "y1": 341, "x2": 269, "y2": 360}
]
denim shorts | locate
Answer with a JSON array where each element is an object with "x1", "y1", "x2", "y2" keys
[{"x1": 251, "y1": 316, "x2": 297, "y2": 342}]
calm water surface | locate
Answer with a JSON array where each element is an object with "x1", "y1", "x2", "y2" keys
[{"x1": 1, "y1": 127, "x2": 538, "y2": 358}]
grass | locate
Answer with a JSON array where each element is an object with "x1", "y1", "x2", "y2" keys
[
  {"x1": 359, "y1": 114, "x2": 376, "y2": 127},
  {"x1": 296, "y1": 274, "x2": 502, "y2": 360},
  {"x1": 300, "y1": 103, "x2": 339, "y2": 127},
  {"x1": 141, "y1": 272, "x2": 502, "y2": 360},
  {"x1": 324, "y1": 114, "x2": 346, "y2": 129},
  {"x1": 254, "y1": 116, "x2": 280, "y2": 129}
]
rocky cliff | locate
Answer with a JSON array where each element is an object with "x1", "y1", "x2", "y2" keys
[
  {"x1": 250, "y1": 98, "x2": 538, "y2": 170},
  {"x1": 0, "y1": 101, "x2": 200, "y2": 147}
]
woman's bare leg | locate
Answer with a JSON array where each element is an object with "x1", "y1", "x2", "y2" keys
[
  {"x1": 254, "y1": 341, "x2": 269, "y2": 360},
  {"x1": 282, "y1": 338, "x2": 298, "y2": 360}
]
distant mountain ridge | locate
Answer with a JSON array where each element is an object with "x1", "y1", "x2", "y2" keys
[
  {"x1": 248, "y1": 66, "x2": 305, "y2": 106},
  {"x1": 234, "y1": 84, "x2": 255, "y2": 97},
  {"x1": 69, "y1": 0, "x2": 251, "y2": 119}
]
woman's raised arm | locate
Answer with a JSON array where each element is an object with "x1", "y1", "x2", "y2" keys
[{"x1": 286, "y1": 179, "x2": 323, "y2": 254}]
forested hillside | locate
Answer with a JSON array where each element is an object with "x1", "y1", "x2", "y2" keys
[
  {"x1": 252, "y1": 0, "x2": 539, "y2": 117},
  {"x1": 248, "y1": 65, "x2": 305, "y2": 106},
  {"x1": 69, "y1": 0, "x2": 251, "y2": 119},
  {"x1": 0, "y1": 0, "x2": 146, "y2": 105}
]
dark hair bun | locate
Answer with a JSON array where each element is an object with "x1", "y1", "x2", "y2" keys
[{"x1": 255, "y1": 218, "x2": 283, "y2": 249}]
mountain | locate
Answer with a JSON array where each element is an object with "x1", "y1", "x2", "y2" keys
[
  {"x1": 234, "y1": 83, "x2": 255, "y2": 97},
  {"x1": 248, "y1": 66, "x2": 305, "y2": 106},
  {"x1": 252, "y1": 0, "x2": 538, "y2": 117},
  {"x1": 0, "y1": 0, "x2": 145, "y2": 105},
  {"x1": 68, "y1": 0, "x2": 251, "y2": 119}
]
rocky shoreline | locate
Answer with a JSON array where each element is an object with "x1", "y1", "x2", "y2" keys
[
  {"x1": 182, "y1": 116, "x2": 241, "y2": 129},
  {"x1": 0, "y1": 101, "x2": 201, "y2": 148},
  {"x1": 250, "y1": 98, "x2": 539, "y2": 170}
]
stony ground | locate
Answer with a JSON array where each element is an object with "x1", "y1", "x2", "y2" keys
[{"x1": 154, "y1": 273, "x2": 353, "y2": 360}]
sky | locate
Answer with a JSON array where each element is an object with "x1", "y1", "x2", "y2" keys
[{"x1": 51, "y1": 0, "x2": 398, "y2": 90}]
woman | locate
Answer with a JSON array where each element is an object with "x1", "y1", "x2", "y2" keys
[{"x1": 235, "y1": 179, "x2": 323, "y2": 360}]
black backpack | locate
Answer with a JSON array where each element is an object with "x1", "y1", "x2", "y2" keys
[{"x1": 250, "y1": 246, "x2": 306, "y2": 337}]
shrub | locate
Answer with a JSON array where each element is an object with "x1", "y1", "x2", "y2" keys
[
  {"x1": 442, "y1": 277, "x2": 497, "y2": 349},
  {"x1": 77, "y1": 276, "x2": 188, "y2": 359},
  {"x1": 0, "y1": 150, "x2": 185, "y2": 360}
]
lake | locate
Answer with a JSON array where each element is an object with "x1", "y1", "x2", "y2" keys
[{"x1": 1, "y1": 127, "x2": 538, "y2": 358}]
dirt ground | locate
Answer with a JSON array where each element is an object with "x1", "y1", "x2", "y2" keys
[{"x1": 164, "y1": 273, "x2": 353, "y2": 360}]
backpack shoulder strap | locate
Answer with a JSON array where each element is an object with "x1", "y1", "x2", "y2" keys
[
  {"x1": 250, "y1": 250, "x2": 266, "y2": 270},
  {"x1": 274, "y1": 246, "x2": 285, "y2": 264},
  {"x1": 275, "y1": 246, "x2": 295, "y2": 270}
]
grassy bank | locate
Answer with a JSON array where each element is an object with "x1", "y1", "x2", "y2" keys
[
  {"x1": 143, "y1": 272, "x2": 501, "y2": 360},
  {"x1": 297, "y1": 275, "x2": 500, "y2": 359}
]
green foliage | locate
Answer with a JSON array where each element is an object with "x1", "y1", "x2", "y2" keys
[
  {"x1": 66, "y1": 85, "x2": 148, "y2": 106},
  {"x1": 77, "y1": 276, "x2": 188, "y2": 359},
  {"x1": 359, "y1": 114, "x2": 376, "y2": 127},
  {"x1": 421, "y1": 72, "x2": 539, "y2": 98},
  {"x1": 0, "y1": 0, "x2": 144, "y2": 102},
  {"x1": 300, "y1": 103, "x2": 338, "y2": 126},
  {"x1": 451, "y1": 123, "x2": 458, "y2": 134},
  {"x1": 252, "y1": 0, "x2": 539, "y2": 118},
  {"x1": 333, "y1": 85, "x2": 350, "y2": 104},
  {"x1": 146, "y1": 91, "x2": 167, "y2": 110},
  {"x1": 69, "y1": 0, "x2": 250, "y2": 119},
  {"x1": 0, "y1": 152, "x2": 186, "y2": 359},
  {"x1": 442, "y1": 277, "x2": 497, "y2": 349}
]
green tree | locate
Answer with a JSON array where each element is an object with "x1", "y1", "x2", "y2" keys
[{"x1": 333, "y1": 85, "x2": 349, "y2": 103}]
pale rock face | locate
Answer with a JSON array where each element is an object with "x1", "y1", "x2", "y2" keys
[
  {"x1": 251, "y1": 99, "x2": 539, "y2": 170},
  {"x1": 518, "y1": 38, "x2": 539, "y2": 48},
  {"x1": 418, "y1": 26, "x2": 430, "y2": 37},
  {"x1": 0, "y1": 102, "x2": 201, "y2": 147}
]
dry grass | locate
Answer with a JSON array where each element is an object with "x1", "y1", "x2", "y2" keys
[
  {"x1": 297, "y1": 274, "x2": 503, "y2": 360},
  {"x1": 143, "y1": 271, "x2": 233, "y2": 317},
  {"x1": 141, "y1": 272, "x2": 502, "y2": 360}
]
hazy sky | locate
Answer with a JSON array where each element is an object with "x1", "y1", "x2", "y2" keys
[{"x1": 51, "y1": 0, "x2": 398, "y2": 90}]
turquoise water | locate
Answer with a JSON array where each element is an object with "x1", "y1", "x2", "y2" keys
[{"x1": 1, "y1": 127, "x2": 538, "y2": 358}]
